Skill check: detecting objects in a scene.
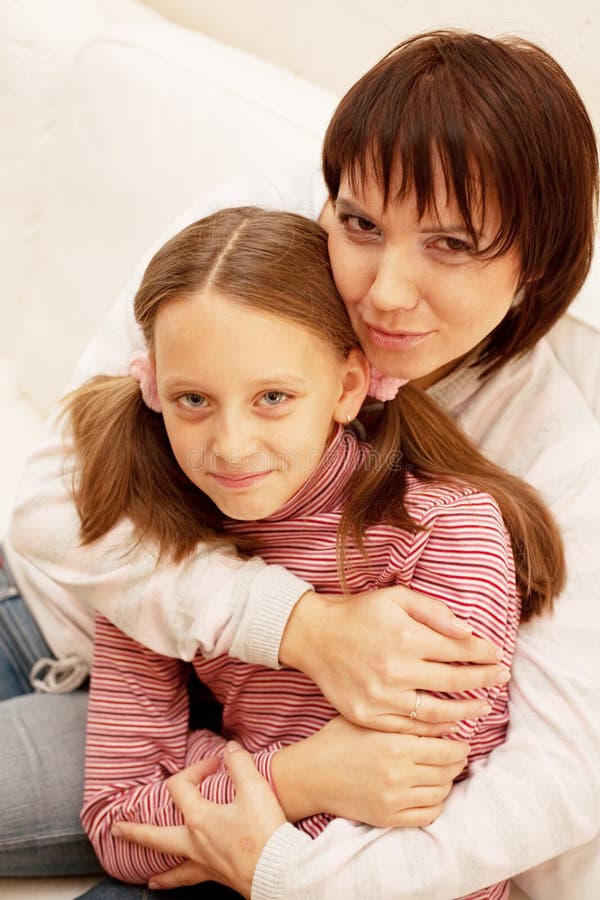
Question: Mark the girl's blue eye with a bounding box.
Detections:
[180,393,206,408]
[260,391,287,407]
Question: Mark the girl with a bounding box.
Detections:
[67,206,563,900]
[5,30,599,899]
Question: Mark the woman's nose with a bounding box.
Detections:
[367,248,420,312]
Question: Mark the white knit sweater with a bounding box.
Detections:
[6,165,600,899]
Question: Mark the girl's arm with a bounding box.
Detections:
[83,616,468,884]
[115,489,532,897]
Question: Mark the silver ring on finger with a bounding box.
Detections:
[409,689,422,720]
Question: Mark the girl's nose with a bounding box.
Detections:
[212,414,258,465]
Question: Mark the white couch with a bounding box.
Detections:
[1,1,598,898]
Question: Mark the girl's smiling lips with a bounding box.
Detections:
[209,470,273,489]
[365,323,433,350]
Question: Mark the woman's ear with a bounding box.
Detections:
[333,349,370,424]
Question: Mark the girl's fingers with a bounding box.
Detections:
[111,821,190,856]
[413,760,467,786]
[408,735,470,767]
[387,803,445,828]
[404,783,454,807]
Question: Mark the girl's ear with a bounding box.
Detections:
[333,349,370,424]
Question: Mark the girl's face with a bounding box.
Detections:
[326,168,521,389]
[154,289,368,521]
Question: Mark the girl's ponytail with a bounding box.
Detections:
[62,375,237,562]
[340,385,565,621]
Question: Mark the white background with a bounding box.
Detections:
[143,0,600,132]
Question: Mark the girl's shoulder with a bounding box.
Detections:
[402,472,506,534]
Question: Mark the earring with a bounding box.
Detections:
[345,412,351,425]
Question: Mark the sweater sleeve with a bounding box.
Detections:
[82,616,291,883]
[81,614,191,882]
[6,171,324,669]
[251,399,600,898]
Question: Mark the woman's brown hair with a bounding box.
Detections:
[64,207,564,621]
[322,30,598,375]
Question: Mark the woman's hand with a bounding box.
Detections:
[111,743,285,897]
[279,585,508,731]
[271,715,469,827]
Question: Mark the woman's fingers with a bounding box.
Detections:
[223,742,287,822]
[367,689,495,732]
[166,756,221,818]
[148,860,212,891]
[403,690,492,724]
[373,716,461,737]
[389,586,474,639]
[412,658,509,693]
[111,821,190,856]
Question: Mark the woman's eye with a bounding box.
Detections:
[338,212,379,235]
[433,235,475,254]
[179,393,207,409]
[259,391,288,407]
[355,215,376,232]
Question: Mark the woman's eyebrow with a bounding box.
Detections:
[334,196,373,218]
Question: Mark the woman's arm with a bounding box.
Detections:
[84,615,471,883]
[115,488,546,898]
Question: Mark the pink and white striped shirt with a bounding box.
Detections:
[82,426,519,900]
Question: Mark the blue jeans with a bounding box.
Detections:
[76,879,243,899]
[0,548,103,875]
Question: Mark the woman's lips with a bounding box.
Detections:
[209,471,272,489]
[366,325,432,350]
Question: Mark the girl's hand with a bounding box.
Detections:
[272,716,469,827]
[111,744,285,897]
[280,585,508,731]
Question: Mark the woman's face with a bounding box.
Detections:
[326,168,521,389]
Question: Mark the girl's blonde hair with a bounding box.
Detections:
[64,207,564,621]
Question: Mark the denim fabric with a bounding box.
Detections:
[0,689,103,875]
[0,545,57,699]
[0,547,102,875]
[76,877,244,899]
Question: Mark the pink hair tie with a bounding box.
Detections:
[129,351,162,413]
[368,365,408,401]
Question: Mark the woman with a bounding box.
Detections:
[5,29,600,899]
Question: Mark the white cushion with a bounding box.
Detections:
[7,15,336,414]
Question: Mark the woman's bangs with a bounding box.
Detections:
[330,65,517,260]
